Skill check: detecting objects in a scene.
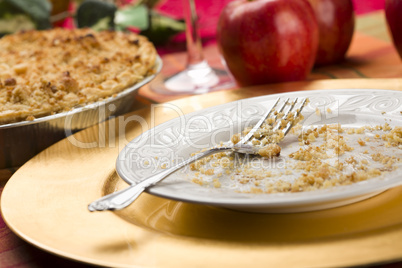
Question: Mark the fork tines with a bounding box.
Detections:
[271,97,307,135]
[240,97,307,145]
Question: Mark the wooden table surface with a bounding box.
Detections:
[2,7,402,268]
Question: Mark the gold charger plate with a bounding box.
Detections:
[3,79,402,267]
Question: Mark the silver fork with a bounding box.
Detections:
[88,98,307,212]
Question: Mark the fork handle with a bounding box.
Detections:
[88,146,231,212]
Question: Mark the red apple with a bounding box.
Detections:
[216,0,318,87]
[385,0,402,60]
[307,0,355,66]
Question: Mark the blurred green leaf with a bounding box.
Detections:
[0,1,20,17]
[91,17,112,31]
[1,0,51,29]
[142,10,185,46]
[0,14,36,36]
[114,4,185,46]
[150,10,185,32]
[77,0,117,29]
[115,4,148,30]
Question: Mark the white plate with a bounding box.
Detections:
[116,89,402,213]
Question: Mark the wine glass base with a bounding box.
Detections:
[150,66,235,95]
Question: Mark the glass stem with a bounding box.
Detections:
[183,0,205,66]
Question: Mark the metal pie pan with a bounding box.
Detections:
[0,56,162,169]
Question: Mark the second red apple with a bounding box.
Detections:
[385,0,402,60]
[307,0,355,66]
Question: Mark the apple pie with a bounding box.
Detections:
[0,28,157,124]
